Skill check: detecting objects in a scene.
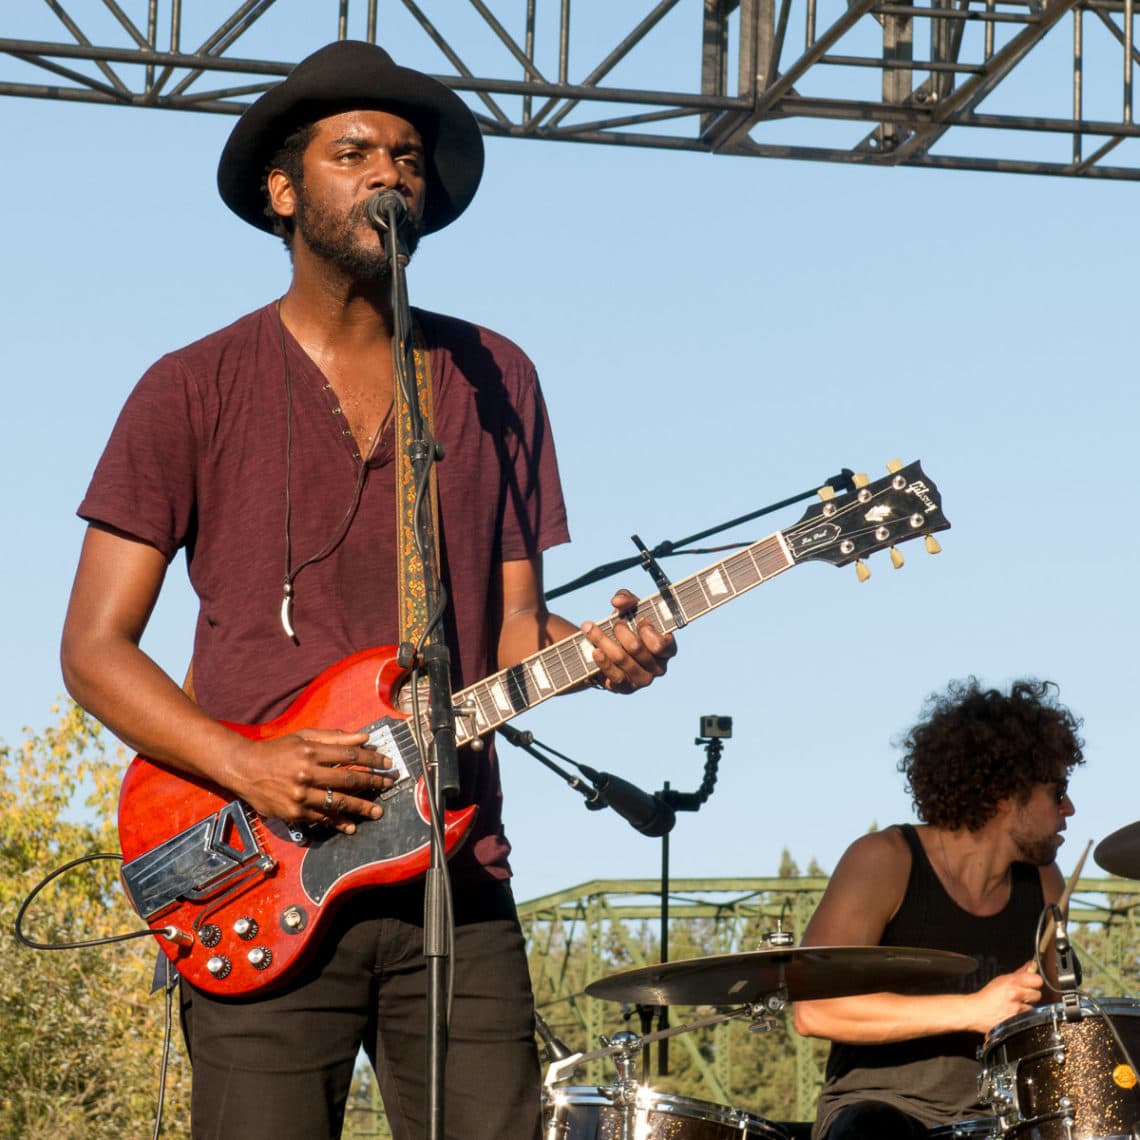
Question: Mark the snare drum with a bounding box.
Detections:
[979,998,1140,1139]
[544,1085,790,1139]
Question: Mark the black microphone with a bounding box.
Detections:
[365,189,408,233]
[534,1012,575,1062]
[1048,902,1080,997]
[578,764,676,837]
[1054,910,1070,954]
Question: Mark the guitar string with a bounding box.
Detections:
[461,477,933,735]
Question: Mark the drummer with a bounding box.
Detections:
[793,678,1083,1140]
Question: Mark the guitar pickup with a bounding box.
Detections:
[121,801,266,920]
[365,720,415,787]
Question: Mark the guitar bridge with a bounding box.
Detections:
[121,801,270,919]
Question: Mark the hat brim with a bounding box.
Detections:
[217,41,484,235]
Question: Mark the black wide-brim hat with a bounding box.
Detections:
[217,40,484,235]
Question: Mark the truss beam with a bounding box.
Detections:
[4,1,1140,178]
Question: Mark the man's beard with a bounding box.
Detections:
[294,188,422,279]
[1010,823,1058,867]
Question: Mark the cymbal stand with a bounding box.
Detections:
[543,1007,750,1089]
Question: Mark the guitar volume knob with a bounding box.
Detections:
[233,917,259,940]
[247,946,273,970]
[206,955,232,979]
[199,924,222,948]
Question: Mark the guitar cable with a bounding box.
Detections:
[14,849,181,1140]
[15,850,158,951]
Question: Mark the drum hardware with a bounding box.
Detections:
[760,926,796,949]
[746,1004,780,1035]
[927,1119,999,1139]
[543,1007,747,1090]
[581,1031,642,1140]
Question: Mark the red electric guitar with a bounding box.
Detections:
[118,460,949,995]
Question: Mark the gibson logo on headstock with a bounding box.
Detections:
[906,479,939,515]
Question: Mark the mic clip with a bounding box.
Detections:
[1053,909,1080,1017]
[631,533,686,629]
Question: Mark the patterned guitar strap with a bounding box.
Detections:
[395,323,442,655]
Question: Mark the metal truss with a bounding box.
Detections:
[3,1,1140,182]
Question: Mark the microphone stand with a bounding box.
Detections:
[371,192,457,1140]
[653,728,729,1077]
[496,722,729,1078]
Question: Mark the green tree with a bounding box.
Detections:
[0,703,191,1138]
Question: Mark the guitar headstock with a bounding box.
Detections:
[784,460,950,576]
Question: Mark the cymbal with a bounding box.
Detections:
[1095,820,1140,879]
[585,945,978,1006]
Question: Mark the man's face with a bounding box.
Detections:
[278,109,428,278]
[1009,777,1074,866]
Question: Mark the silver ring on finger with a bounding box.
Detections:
[324,787,335,811]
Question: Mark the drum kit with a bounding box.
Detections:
[541,823,1140,1140]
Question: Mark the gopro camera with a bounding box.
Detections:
[699,715,733,739]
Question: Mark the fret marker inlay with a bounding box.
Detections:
[490,681,513,714]
[704,569,729,596]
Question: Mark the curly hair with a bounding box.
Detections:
[898,678,1084,831]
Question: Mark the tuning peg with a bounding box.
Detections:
[886,459,903,473]
[855,560,871,583]
[852,472,869,489]
[890,548,905,569]
[924,535,942,555]
[817,485,836,502]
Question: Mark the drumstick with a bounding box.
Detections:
[1035,838,1092,960]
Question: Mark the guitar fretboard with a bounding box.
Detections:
[451,531,795,745]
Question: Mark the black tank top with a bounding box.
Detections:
[813,824,1045,1136]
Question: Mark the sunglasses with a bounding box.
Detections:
[1053,778,1070,804]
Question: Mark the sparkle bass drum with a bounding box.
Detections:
[544,1086,791,1140]
[979,998,1140,1139]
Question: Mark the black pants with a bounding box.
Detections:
[180,881,542,1140]
[824,1102,932,1140]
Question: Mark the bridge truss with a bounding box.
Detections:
[3,0,1140,179]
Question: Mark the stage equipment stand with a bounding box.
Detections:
[652,718,732,1076]
[368,189,458,1140]
[545,471,855,601]
[497,716,732,1079]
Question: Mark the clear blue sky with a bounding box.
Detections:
[3,15,1137,909]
